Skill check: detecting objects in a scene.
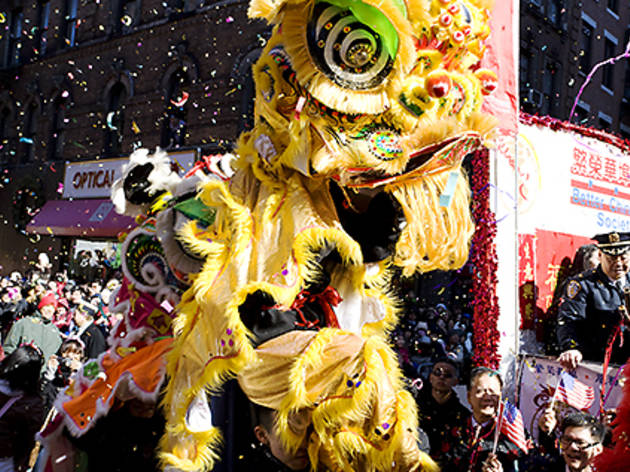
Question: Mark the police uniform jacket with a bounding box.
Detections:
[557,266,630,365]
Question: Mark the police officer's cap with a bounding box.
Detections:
[76,301,98,318]
[593,232,630,255]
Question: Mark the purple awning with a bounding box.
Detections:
[27,199,136,238]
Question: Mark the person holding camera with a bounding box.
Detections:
[40,339,85,411]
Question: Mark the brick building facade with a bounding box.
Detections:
[0,0,268,272]
[520,0,630,135]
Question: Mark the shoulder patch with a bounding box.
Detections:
[566,280,581,299]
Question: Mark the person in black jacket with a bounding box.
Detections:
[0,345,45,472]
[557,232,630,370]
[236,403,310,472]
[70,397,165,472]
[414,358,469,463]
[438,367,525,472]
[73,301,107,360]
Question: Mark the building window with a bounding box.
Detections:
[607,0,618,13]
[114,0,140,35]
[529,0,544,14]
[603,37,616,90]
[0,107,11,163]
[168,0,186,14]
[573,101,590,124]
[598,112,613,131]
[546,0,563,28]
[7,9,23,67]
[579,23,593,74]
[49,97,66,160]
[21,103,37,163]
[161,69,189,149]
[541,59,560,116]
[519,48,533,88]
[104,83,126,157]
[37,1,51,56]
[64,0,79,48]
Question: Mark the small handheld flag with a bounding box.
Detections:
[500,400,529,453]
[555,371,595,411]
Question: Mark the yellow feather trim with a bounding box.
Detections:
[159,426,222,472]
[247,0,285,22]
[388,169,475,276]
[254,331,426,471]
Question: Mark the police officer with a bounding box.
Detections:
[557,231,630,370]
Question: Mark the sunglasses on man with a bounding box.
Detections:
[431,368,455,379]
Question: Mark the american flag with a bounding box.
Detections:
[556,371,595,410]
[500,400,529,453]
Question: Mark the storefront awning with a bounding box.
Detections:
[26,199,136,238]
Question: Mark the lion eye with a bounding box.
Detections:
[307,2,395,90]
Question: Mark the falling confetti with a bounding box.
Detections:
[170,91,189,107]
[131,120,141,134]
[106,112,118,130]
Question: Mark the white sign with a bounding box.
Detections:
[518,355,622,439]
[62,150,197,199]
[514,124,630,237]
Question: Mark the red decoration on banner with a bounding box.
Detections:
[520,113,630,154]
[481,1,518,135]
[534,230,592,317]
[518,234,536,330]
[470,149,501,370]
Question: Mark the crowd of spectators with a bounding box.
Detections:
[0,245,617,472]
[0,251,124,471]
[392,292,474,383]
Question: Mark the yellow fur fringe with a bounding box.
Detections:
[267,332,429,472]
[388,167,475,276]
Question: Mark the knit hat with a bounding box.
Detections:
[38,292,58,310]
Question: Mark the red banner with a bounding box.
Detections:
[482,1,518,135]
[518,230,594,339]
[534,229,592,315]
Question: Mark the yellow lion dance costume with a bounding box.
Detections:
[160,0,497,470]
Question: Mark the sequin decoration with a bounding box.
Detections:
[367,128,403,161]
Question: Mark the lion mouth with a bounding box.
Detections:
[330,181,405,263]
[333,132,481,189]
